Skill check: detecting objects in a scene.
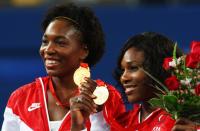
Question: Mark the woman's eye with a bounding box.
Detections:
[55,39,66,46]
[120,69,124,74]
[130,66,139,71]
[57,41,64,45]
[41,39,48,46]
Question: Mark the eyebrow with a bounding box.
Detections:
[42,34,66,39]
[123,60,143,66]
[125,60,138,64]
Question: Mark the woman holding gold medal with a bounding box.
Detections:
[2,3,123,131]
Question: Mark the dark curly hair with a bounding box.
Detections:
[41,3,105,67]
[114,32,183,90]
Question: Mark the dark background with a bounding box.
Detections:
[1,3,200,126]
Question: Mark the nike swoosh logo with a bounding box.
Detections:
[28,103,41,112]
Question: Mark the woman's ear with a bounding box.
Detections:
[80,46,89,60]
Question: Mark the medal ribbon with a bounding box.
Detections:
[80,62,89,68]
[96,79,106,87]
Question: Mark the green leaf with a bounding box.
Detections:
[188,113,200,123]
[149,98,164,108]
[171,111,179,120]
[163,95,178,112]
[188,113,200,119]
[173,43,177,64]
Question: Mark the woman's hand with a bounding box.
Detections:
[70,77,98,131]
[80,77,97,95]
[172,118,199,131]
[80,77,104,111]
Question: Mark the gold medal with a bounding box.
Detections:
[73,63,90,87]
[93,79,109,105]
[93,80,109,105]
[74,67,109,105]
[93,86,109,105]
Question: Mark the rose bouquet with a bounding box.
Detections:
[149,41,200,122]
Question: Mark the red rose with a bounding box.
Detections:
[190,41,200,54]
[186,53,200,68]
[195,84,200,95]
[164,76,180,90]
[163,57,173,70]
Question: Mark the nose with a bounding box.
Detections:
[44,42,56,54]
[120,70,131,84]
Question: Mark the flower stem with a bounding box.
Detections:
[139,67,169,93]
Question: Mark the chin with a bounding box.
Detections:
[46,70,60,76]
[48,70,69,78]
[127,96,140,104]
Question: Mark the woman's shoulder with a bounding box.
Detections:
[12,76,48,95]
[7,76,49,106]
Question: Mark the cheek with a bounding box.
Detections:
[137,83,148,95]
[39,47,45,58]
[71,49,84,60]
[135,74,150,95]
[132,71,147,84]
[62,50,81,64]
[138,78,155,99]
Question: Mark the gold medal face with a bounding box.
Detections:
[73,66,90,87]
[93,86,109,105]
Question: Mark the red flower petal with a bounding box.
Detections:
[165,76,180,90]
[163,57,173,70]
[190,41,200,54]
[186,53,200,68]
[195,84,200,95]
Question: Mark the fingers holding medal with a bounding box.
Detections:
[70,95,97,114]
[73,63,109,105]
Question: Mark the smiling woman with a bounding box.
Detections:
[40,19,87,77]
[1,3,108,131]
[102,32,200,131]
[108,32,185,130]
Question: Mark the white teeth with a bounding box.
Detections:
[46,60,58,65]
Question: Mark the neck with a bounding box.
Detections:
[140,102,156,122]
[50,76,78,102]
[51,76,77,90]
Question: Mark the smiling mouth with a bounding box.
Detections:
[125,87,136,95]
[123,84,137,94]
[45,59,60,68]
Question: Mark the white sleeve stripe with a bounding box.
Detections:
[39,77,50,129]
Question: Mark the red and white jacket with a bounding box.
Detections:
[2,76,124,131]
[104,103,200,131]
[4,76,195,131]
[104,104,175,131]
